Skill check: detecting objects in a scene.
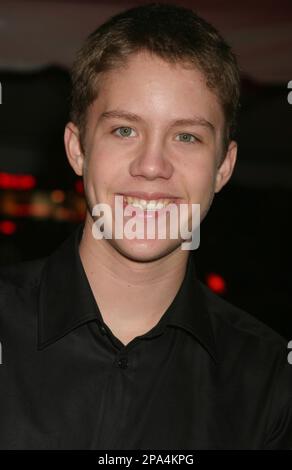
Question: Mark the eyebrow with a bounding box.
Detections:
[99,109,215,133]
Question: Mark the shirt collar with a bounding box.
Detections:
[153,249,219,364]
[38,223,99,350]
[38,223,219,363]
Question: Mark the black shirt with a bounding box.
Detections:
[0,223,291,450]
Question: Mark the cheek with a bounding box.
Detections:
[83,146,122,200]
[184,159,217,198]
[87,136,125,175]
[85,136,107,173]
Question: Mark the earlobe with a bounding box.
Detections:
[214,140,237,193]
[64,122,84,176]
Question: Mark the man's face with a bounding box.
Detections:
[65,51,237,262]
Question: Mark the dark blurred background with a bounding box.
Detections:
[0,0,291,338]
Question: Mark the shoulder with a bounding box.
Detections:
[0,257,47,290]
[0,257,48,344]
[198,281,292,448]
[0,258,48,320]
[197,280,287,348]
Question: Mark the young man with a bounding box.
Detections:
[0,3,291,450]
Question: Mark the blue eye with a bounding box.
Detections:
[113,127,136,137]
[176,133,197,143]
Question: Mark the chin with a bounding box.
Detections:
[108,237,182,263]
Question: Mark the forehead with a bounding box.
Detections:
[90,51,224,127]
[99,52,212,97]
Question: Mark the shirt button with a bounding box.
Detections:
[117,356,128,369]
[99,324,106,335]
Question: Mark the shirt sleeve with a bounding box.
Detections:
[263,342,292,450]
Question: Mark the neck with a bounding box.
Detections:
[78,214,190,345]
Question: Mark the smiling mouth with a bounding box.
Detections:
[122,195,175,211]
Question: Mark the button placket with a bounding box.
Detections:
[116,355,128,369]
[99,325,106,335]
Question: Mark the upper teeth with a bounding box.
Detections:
[124,196,172,210]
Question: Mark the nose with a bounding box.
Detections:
[129,136,174,181]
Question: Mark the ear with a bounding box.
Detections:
[214,140,237,193]
[64,122,85,176]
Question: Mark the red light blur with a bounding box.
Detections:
[206,272,226,294]
[0,172,36,190]
[0,220,17,235]
[75,179,84,194]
